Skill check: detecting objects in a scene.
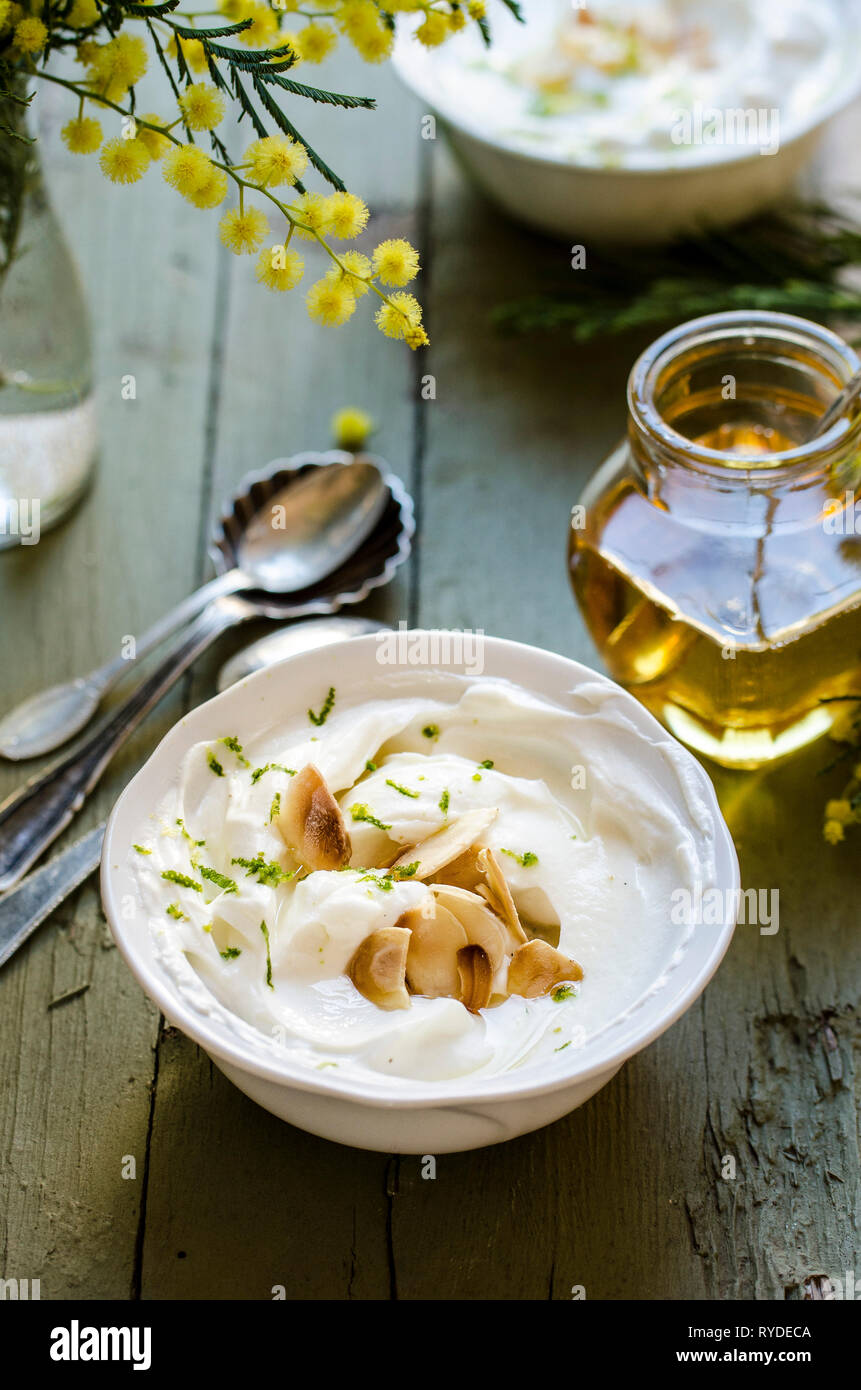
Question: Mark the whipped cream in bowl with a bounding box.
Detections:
[102,634,739,1152]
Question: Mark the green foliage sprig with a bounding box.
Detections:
[494,203,861,344]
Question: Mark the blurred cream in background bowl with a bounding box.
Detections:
[393,0,861,243]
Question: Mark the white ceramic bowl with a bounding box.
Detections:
[101,635,739,1153]
[393,1,861,244]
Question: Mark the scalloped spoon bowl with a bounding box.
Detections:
[0,453,388,761]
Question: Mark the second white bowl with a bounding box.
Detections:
[393,1,861,244]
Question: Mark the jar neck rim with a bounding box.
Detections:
[627,310,861,482]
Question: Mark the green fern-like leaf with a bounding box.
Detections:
[494,205,861,342]
[230,68,268,140]
[122,0,181,15]
[252,74,344,190]
[169,18,254,40]
[256,68,375,113]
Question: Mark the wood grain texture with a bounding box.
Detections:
[138,51,425,1300]
[0,68,221,1296]
[139,1030,392,1300]
[0,44,859,1302]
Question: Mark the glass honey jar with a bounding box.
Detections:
[569,311,861,768]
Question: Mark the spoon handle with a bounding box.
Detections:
[810,372,861,440]
[0,599,244,893]
[90,570,246,692]
[0,823,105,970]
[0,570,244,762]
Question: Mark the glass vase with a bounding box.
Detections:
[0,78,97,550]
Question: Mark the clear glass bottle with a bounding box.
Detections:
[0,83,97,549]
[569,311,861,768]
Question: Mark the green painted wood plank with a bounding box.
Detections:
[0,72,221,1297]
[691,745,861,1300]
[390,139,861,1300]
[138,51,425,1299]
[140,1031,391,1300]
[413,152,631,660]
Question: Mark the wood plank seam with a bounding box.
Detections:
[128,232,235,1302]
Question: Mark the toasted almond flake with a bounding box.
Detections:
[436,844,528,948]
[429,883,507,974]
[434,845,483,892]
[506,939,583,999]
[402,899,468,999]
[348,926,411,1011]
[457,944,493,1013]
[521,918,562,950]
[275,763,351,871]
[391,807,498,880]
[476,846,528,944]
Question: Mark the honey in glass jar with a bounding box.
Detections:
[569,311,861,768]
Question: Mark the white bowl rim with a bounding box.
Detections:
[101,633,740,1111]
[391,8,861,179]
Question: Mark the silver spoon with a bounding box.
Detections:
[216,615,385,691]
[0,616,390,970]
[808,366,861,441]
[0,456,413,892]
[0,454,388,760]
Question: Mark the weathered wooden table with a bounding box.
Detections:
[1,51,858,1302]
